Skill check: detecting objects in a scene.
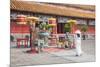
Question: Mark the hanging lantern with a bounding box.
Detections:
[67,19,77,33]
[27,17,39,22]
[67,19,77,24]
[48,18,56,26]
[16,15,27,24]
[27,16,39,25]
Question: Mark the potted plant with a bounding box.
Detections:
[80,24,88,40]
[64,23,71,33]
[38,22,53,47]
[25,35,30,39]
[10,35,14,42]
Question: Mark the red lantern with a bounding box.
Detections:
[16,15,27,24]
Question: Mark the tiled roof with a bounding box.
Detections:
[44,2,95,11]
[10,0,95,19]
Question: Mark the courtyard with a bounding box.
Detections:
[10,40,95,67]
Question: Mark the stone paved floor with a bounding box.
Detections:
[11,48,74,67]
[10,40,95,67]
[81,40,95,55]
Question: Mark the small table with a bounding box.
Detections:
[17,38,29,48]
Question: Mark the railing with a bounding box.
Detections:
[57,33,95,40]
[82,34,95,40]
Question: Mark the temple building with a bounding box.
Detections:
[10,0,95,43]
